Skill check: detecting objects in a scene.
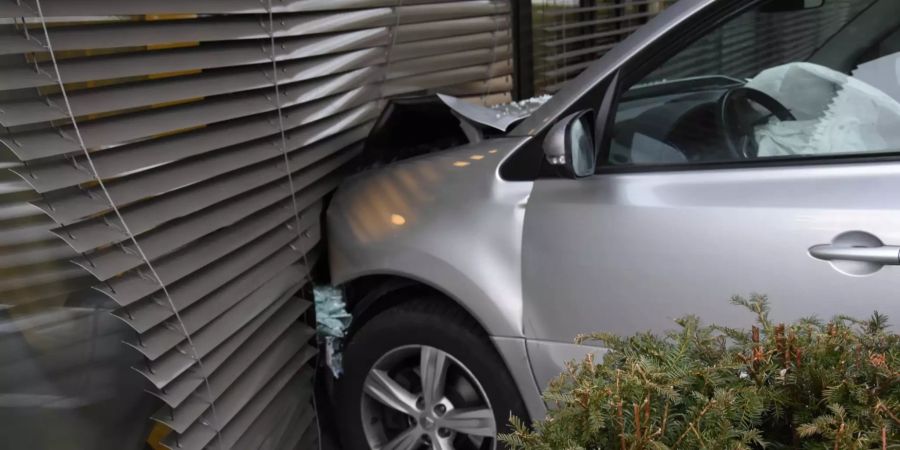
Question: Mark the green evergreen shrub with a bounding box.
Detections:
[500,295,900,450]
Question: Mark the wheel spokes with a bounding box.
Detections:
[362,345,497,450]
[432,435,455,450]
[439,407,496,438]
[364,369,419,416]
[379,426,422,450]
[420,346,450,407]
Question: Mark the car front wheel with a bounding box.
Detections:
[336,299,528,450]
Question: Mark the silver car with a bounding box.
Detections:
[326,0,900,448]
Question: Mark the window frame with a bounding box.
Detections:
[593,0,899,175]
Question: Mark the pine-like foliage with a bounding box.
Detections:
[500,295,900,450]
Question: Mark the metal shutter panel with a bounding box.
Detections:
[1,1,511,449]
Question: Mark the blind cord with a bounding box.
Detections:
[378,0,404,101]
[265,0,314,283]
[31,1,224,447]
[482,0,505,105]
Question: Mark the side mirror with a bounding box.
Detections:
[760,0,824,12]
[543,110,597,178]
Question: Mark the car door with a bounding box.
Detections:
[520,0,900,376]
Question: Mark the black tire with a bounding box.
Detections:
[336,298,529,450]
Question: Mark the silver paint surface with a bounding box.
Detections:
[327,0,720,418]
[326,0,900,419]
[523,163,900,342]
[328,137,533,338]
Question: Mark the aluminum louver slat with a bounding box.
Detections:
[0,28,392,91]
[0,50,386,126]
[145,286,312,399]
[15,101,379,194]
[392,30,509,61]
[127,256,319,363]
[395,15,508,43]
[118,235,319,350]
[142,284,310,394]
[0,222,59,247]
[116,247,321,339]
[136,260,314,390]
[0,8,505,55]
[544,11,657,32]
[386,44,510,80]
[0,239,74,269]
[98,204,319,310]
[384,61,511,97]
[232,380,317,450]
[294,417,320,450]
[1,1,512,448]
[532,0,674,95]
[99,218,321,309]
[79,177,339,292]
[542,0,663,16]
[33,114,372,225]
[532,0,863,95]
[154,325,316,433]
[645,3,859,82]
[441,75,512,97]
[212,375,317,450]
[165,362,315,450]
[74,178,333,281]
[0,264,87,293]
[5,72,380,161]
[541,25,643,48]
[155,288,317,409]
[50,140,362,255]
[0,0,477,18]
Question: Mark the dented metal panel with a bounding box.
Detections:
[51,143,363,251]
[157,300,317,409]
[16,102,379,193]
[0,1,512,448]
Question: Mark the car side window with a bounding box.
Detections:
[608,0,900,167]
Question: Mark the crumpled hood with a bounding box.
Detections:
[359,93,551,168]
[437,93,552,132]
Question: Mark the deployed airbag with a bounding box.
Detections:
[748,61,900,156]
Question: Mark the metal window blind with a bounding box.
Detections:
[532,0,674,94]
[531,0,871,95]
[0,1,511,449]
[644,0,869,82]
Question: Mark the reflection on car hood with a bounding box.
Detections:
[359,94,551,169]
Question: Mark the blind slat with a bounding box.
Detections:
[0,50,385,126]
[16,101,378,193]
[154,325,314,433]
[1,1,512,445]
[154,286,315,409]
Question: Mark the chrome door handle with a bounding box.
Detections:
[809,244,900,264]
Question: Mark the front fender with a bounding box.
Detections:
[329,249,522,338]
[326,138,532,338]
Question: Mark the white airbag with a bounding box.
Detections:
[746,61,900,157]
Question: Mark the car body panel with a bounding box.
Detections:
[526,339,606,394]
[523,162,900,343]
[328,137,533,338]
[491,336,548,420]
[326,0,900,423]
[329,0,721,337]
[327,0,731,417]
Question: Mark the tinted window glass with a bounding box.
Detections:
[609,0,900,167]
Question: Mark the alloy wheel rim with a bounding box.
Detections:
[360,345,496,450]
